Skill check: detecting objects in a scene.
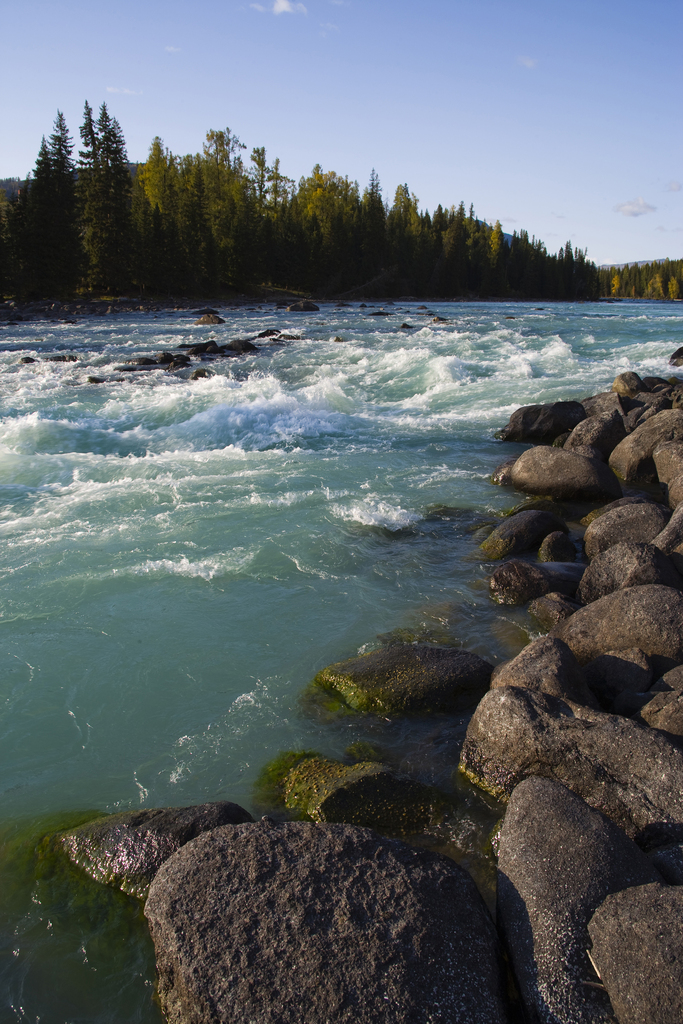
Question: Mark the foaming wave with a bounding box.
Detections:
[126,550,255,580]
[331,498,422,530]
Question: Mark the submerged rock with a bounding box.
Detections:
[489,559,584,606]
[144,820,511,1024]
[313,644,493,714]
[287,300,319,311]
[480,509,568,559]
[59,801,253,898]
[498,400,586,443]
[510,447,622,502]
[538,530,576,562]
[497,778,659,1024]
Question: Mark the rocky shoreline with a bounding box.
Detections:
[29,358,683,1021]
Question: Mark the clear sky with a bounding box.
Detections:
[2,0,681,266]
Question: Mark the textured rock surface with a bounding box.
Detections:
[538,530,576,562]
[490,636,598,708]
[652,501,683,571]
[480,509,568,559]
[510,447,622,501]
[193,313,225,325]
[609,409,683,482]
[497,778,659,1024]
[583,649,654,706]
[583,502,670,560]
[653,440,683,484]
[145,820,511,1024]
[551,584,683,669]
[499,400,586,443]
[491,456,518,485]
[581,391,624,419]
[611,371,647,398]
[489,559,584,605]
[588,883,683,1024]
[636,682,683,748]
[528,592,581,630]
[576,541,682,603]
[59,802,253,898]
[667,472,683,509]
[564,409,627,458]
[459,685,683,844]
[648,843,683,884]
[579,495,655,527]
[313,644,493,714]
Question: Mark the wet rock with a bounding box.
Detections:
[20,356,35,363]
[491,456,518,486]
[193,313,225,325]
[529,592,581,630]
[497,778,660,1024]
[576,542,682,603]
[609,408,683,482]
[59,801,253,899]
[510,448,622,502]
[564,409,627,458]
[313,644,492,714]
[498,400,586,443]
[44,354,78,362]
[154,351,176,363]
[551,584,683,670]
[648,843,683,884]
[480,509,568,559]
[256,329,280,338]
[287,300,319,311]
[459,685,683,844]
[583,649,655,706]
[579,494,656,527]
[189,368,210,380]
[145,820,510,1024]
[87,376,105,384]
[612,371,647,398]
[670,346,683,366]
[489,559,584,605]
[583,502,670,559]
[223,338,258,353]
[588,882,683,1024]
[490,636,598,707]
[581,391,624,419]
[642,376,671,391]
[538,530,576,562]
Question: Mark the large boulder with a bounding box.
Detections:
[497,778,660,1024]
[490,636,598,707]
[510,448,622,502]
[588,883,683,1024]
[529,592,581,630]
[498,401,586,443]
[564,410,627,458]
[459,685,683,844]
[609,409,683,482]
[653,440,683,485]
[313,644,493,714]
[583,501,670,559]
[576,542,682,603]
[636,680,683,749]
[551,584,683,670]
[538,530,576,562]
[144,820,511,1024]
[611,371,647,398]
[581,391,624,419]
[622,392,673,433]
[579,494,655,527]
[58,802,253,898]
[480,509,568,559]
[583,649,654,707]
[193,313,225,325]
[489,559,584,606]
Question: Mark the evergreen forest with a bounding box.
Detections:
[599,260,683,300]
[1,105,605,302]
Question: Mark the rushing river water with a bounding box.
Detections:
[0,299,681,1021]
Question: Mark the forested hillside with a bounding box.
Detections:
[0,104,600,302]
[599,260,683,299]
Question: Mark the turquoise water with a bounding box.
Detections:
[0,300,681,1020]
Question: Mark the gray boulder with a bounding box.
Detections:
[652,501,683,571]
[497,778,660,1024]
[313,644,493,714]
[666,473,683,509]
[653,440,683,484]
[510,448,622,502]
[193,313,225,325]
[538,530,576,562]
[583,649,655,706]
[581,391,624,419]
[529,592,581,630]
[489,559,584,606]
[609,409,683,482]
[564,409,627,458]
[145,820,511,1024]
[490,636,598,707]
[480,509,568,559]
[551,584,683,670]
[491,456,517,485]
[583,502,670,560]
[636,680,683,748]
[59,801,253,898]
[499,401,586,443]
[579,494,656,528]
[576,542,682,603]
[459,685,683,844]
[287,300,319,311]
[611,371,647,398]
[588,883,683,1024]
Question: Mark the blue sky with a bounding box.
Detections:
[2,0,681,265]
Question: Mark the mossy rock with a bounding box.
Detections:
[254,750,320,809]
[502,497,566,517]
[345,740,385,763]
[313,644,493,715]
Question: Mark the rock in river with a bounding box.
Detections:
[480,509,568,559]
[489,559,584,606]
[563,408,627,459]
[498,400,586,443]
[194,313,225,325]
[510,447,622,502]
[144,820,511,1024]
[313,643,493,714]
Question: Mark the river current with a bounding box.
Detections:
[0,299,681,1021]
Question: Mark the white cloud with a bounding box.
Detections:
[320,21,338,34]
[666,180,682,192]
[613,197,656,217]
[250,3,266,9]
[273,0,307,12]
[106,87,141,95]
[165,45,180,52]
[517,56,537,69]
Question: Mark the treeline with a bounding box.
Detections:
[599,259,683,300]
[0,104,600,302]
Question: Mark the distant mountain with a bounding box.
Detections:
[599,258,670,270]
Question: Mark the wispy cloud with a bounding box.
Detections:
[656,225,683,233]
[329,0,346,4]
[517,56,537,69]
[165,45,180,52]
[274,0,307,12]
[666,180,682,192]
[614,197,656,217]
[106,86,141,95]
[320,21,338,34]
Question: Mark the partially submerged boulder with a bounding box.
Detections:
[588,883,683,1024]
[459,685,683,844]
[490,456,518,485]
[498,400,586,443]
[529,592,581,630]
[510,447,622,502]
[583,502,670,560]
[193,313,225,325]
[489,559,584,606]
[576,542,682,603]
[287,300,319,311]
[313,644,493,714]
[480,509,568,559]
[145,820,511,1024]
[497,778,660,1024]
[58,801,253,898]
[490,636,597,708]
[609,409,683,482]
[538,530,576,562]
